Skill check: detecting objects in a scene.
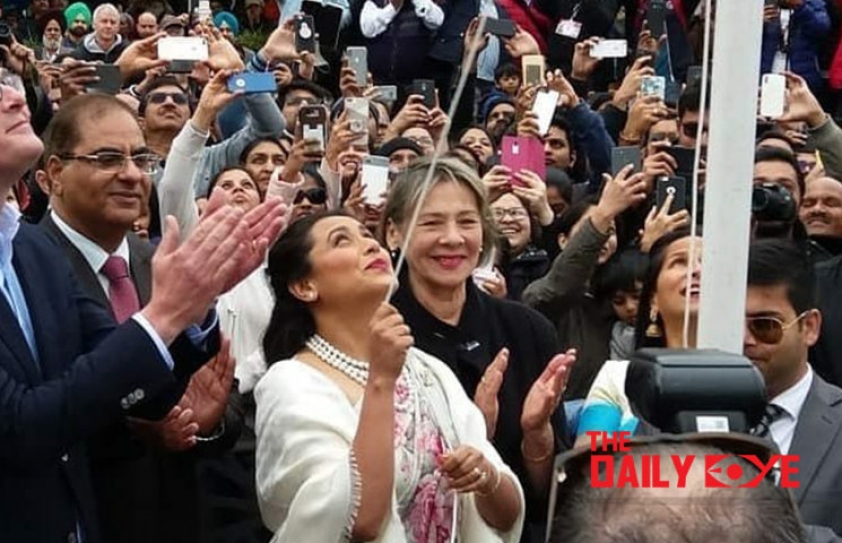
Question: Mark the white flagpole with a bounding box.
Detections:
[697,0,765,352]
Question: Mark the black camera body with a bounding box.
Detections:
[0,23,12,47]
[752,182,796,223]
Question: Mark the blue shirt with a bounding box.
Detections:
[0,205,38,362]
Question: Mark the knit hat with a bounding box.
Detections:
[376,138,423,159]
[64,2,91,27]
[213,11,239,36]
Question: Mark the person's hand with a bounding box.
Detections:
[298,50,316,80]
[339,63,365,98]
[763,4,780,23]
[426,106,449,145]
[778,72,827,129]
[179,336,235,435]
[272,62,294,86]
[115,31,169,80]
[473,348,509,439]
[58,58,98,100]
[343,176,366,221]
[481,165,512,202]
[35,61,62,93]
[636,27,659,58]
[385,95,430,139]
[512,169,554,225]
[502,24,540,58]
[325,112,358,171]
[642,149,677,190]
[127,405,199,451]
[284,136,324,180]
[439,445,498,494]
[367,303,414,383]
[516,111,542,139]
[479,270,507,298]
[259,18,299,62]
[514,83,539,119]
[0,36,35,76]
[546,69,580,109]
[624,95,667,141]
[136,64,168,95]
[193,69,240,132]
[521,349,575,434]
[639,193,691,252]
[462,17,490,71]
[571,37,602,81]
[203,25,245,71]
[594,165,649,224]
[613,56,655,109]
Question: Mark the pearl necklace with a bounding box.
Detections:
[306,334,370,386]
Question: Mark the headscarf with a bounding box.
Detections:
[213,11,239,36]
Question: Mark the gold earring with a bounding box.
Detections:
[645,309,663,338]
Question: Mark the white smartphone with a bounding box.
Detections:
[531,89,560,136]
[345,97,369,146]
[157,37,209,61]
[590,39,628,59]
[361,155,390,205]
[346,46,368,88]
[760,73,786,118]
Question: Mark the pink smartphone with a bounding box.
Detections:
[500,136,545,186]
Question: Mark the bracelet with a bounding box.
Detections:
[195,419,226,443]
[477,467,503,497]
[521,440,553,463]
[619,131,642,145]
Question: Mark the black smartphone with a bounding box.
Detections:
[686,65,703,86]
[167,59,194,74]
[657,176,687,214]
[410,79,436,109]
[665,146,696,178]
[647,0,668,41]
[295,14,316,54]
[302,0,343,50]
[482,17,516,38]
[664,81,681,108]
[87,64,122,95]
[611,146,643,176]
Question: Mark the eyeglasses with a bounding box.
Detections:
[746,311,809,344]
[294,187,327,205]
[60,152,161,175]
[649,132,680,145]
[0,69,25,102]
[492,207,529,220]
[681,122,708,139]
[147,91,188,105]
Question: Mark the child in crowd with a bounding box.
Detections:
[594,249,648,360]
[495,62,521,97]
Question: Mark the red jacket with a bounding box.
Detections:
[497,0,552,53]
[829,0,842,89]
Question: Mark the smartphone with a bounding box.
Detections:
[664,80,681,108]
[590,39,629,59]
[531,89,559,136]
[409,79,436,109]
[345,97,369,146]
[295,14,316,54]
[374,85,397,102]
[302,0,343,50]
[760,73,786,118]
[522,55,545,87]
[665,146,696,178]
[500,136,545,185]
[765,0,779,7]
[611,146,643,176]
[472,248,498,290]
[361,155,390,205]
[227,72,277,94]
[686,65,703,86]
[299,105,327,152]
[158,37,208,61]
[481,16,515,38]
[640,75,666,100]
[346,46,367,88]
[657,176,688,214]
[647,0,668,40]
[87,64,122,95]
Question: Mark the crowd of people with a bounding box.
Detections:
[0,0,842,542]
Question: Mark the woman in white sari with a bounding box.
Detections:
[254,211,525,542]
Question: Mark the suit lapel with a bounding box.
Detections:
[128,233,153,306]
[9,232,51,382]
[789,376,842,504]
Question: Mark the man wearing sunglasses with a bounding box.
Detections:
[744,238,842,536]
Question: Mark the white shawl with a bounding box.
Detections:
[254,348,525,543]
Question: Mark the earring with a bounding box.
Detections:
[645,309,663,338]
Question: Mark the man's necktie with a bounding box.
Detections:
[751,403,786,439]
[100,255,140,323]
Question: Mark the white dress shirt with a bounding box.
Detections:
[769,365,814,455]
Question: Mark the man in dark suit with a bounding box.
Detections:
[745,238,842,535]
[0,77,285,542]
[39,91,245,543]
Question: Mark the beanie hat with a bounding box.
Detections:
[64,2,92,27]
[376,138,423,159]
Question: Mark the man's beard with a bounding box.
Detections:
[69,25,88,37]
[43,36,61,50]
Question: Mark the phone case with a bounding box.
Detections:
[227,72,277,94]
[346,97,369,145]
[522,55,545,87]
[299,106,326,149]
[482,17,515,38]
[760,74,786,118]
[640,76,666,99]
[362,156,390,204]
[647,0,667,40]
[410,79,436,108]
[295,15,316,53]
[611,146,643,176]
[665,146,696,177]
[501,136,546,186]
[346,47,367,88]
[87,65,122,95]
[657,176,688,214]
[531,90,559,136]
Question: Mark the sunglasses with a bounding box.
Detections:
[147,92,188,105]
[294,187,327,205]
[746,311,809,344]
[680,122,708,139]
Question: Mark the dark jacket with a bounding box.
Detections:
[522,218,615,400]
[504,244,550,302]
[761,0,830,93]
[811,254,842,387]
[363,0,437,84]
[392,273,565,543]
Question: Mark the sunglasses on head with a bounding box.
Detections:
[147,92,188,105]
[746,311,809,344]
[294,187,327,205]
